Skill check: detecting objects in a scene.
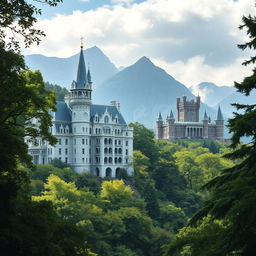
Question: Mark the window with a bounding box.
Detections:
[65,138,68,145]
[83,127,85,132]
[58,139,61,145]
[126,158,128,164]
[65,148,68,155]
[65,157,68,163]
[104,138,108,144]
[82,148,85,154]
[119,148,122,154]
[104,116,109,123]
[126,149,128,155]
[104,157,108,163]
[82,158,84,163]
[82,139,85,145]
[59,148,61,155]
[86,139,88,145]
[119,140,121,145]
[126,141,128,146]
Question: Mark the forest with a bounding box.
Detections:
[17,122,235,256]
[1,0,256,255]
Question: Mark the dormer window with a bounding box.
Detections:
[104,116,109,124]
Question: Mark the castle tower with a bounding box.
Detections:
[215,106,224,141]
[177,96,200,122]
[203,111,209,139]
[69,42,92,173]
[167,110,175,141]
[156,113,164,139]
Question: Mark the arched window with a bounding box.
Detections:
[115,157,118,163]
[104,116,109,124]
[109,157,112,163]
[109,138,112,144]
[118,157,122,163]
[106,168,112,178]
[104,157,108,164]
[96,168,100,177]
[119,148,122,154]
[104,148,108,154]
[104,138,108,144]
[109,148,112,154]
[116,168,121,178]
[115,148,118,154]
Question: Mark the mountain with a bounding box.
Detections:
[190,82,235,107]
[25,46,118,87]
[93,57,220,128]
[218,90,256,117]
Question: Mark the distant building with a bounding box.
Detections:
[27,44,133,178]
[156,96,224,141]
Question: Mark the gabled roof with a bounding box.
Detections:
[90,104,127,125]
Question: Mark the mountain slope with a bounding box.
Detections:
[190,82,235,107]
[93,57,219,127]
[25,46,118,87]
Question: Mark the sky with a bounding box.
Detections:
[24,0,255,88]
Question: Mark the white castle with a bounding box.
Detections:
[27,45,133,178]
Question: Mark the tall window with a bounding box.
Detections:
[104,116,109,123]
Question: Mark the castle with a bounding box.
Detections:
[156,96,224,141]
[27,44,133,178]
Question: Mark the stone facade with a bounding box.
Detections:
[156,96,224,142]
[26,47,133,178]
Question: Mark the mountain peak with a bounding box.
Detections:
[136,56,153,65]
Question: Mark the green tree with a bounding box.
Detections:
[0,46,57,172]
[129,122,159,164]
[45,82,69,101]
[174,151,202,190]
[0,0,63,48]
[100,180,145,211]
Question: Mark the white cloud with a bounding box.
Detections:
[24,0,255,86]
[152,55,251,88]
[80,0,90,2]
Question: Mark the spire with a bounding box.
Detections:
[208,115,211,123]
[169,110,174,119]
[87,68,92,83]
[203,111,208,120]
[157,112,163,121]
[75,43,87,89]
[216,105,224,121]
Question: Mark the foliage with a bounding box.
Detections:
[165,12,256,256]
[0,45,57,172]
[0,0,63,49]
[45,82,69,101]
[0,170,93,256]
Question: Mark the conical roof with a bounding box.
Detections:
[216,105,224,121]
[203,111,208,120]
[75,48,87,88]
[157,112,163,121]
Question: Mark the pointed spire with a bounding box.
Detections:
[87,68,92,83]
[203,111,208,120]
[169,110,174,119]
[208,116,211,123]
[158,112,163,121]
[75,45,87,89]
[217,105,224,121]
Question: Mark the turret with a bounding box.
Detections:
[70,41,92,107]
[156,112,164,139]
[167,110,175,141]
[215,105,224,141]
[203,111,209,139]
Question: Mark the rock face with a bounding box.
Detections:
[94,56,218,127]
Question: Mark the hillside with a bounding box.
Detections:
[25,46,118,87]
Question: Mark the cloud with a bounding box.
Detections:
[80,0,90,2]
[152,56,251,88]
[24,0,255,86]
